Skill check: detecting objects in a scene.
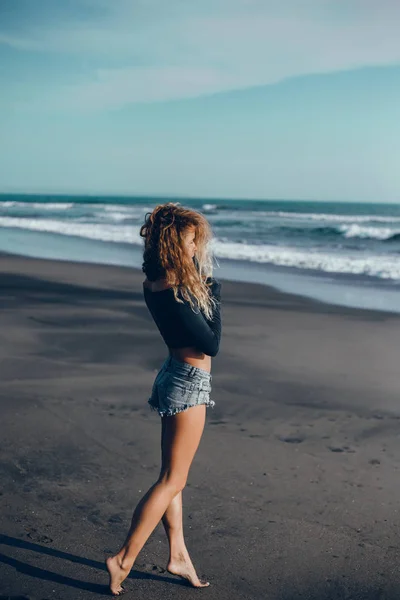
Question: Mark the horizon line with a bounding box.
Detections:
[0,191,399,206]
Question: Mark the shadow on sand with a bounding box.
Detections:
[0,534,189,596]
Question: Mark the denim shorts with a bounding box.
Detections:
[148,355,215,418]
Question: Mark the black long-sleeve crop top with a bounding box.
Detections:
[143,278,222,357]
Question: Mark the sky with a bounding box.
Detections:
[1,0,400,202]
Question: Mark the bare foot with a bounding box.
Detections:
[106,555,130,596]
[167,550,210,588]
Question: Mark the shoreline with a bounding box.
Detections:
[1,250,399,319]
[2,193,399,315]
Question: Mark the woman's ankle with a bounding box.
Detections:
[115,550,134,572]
[169,535,186,552]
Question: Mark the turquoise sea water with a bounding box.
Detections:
[1,194,399,312]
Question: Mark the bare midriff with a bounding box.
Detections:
[143,278,212,373]
[169,347,211,373]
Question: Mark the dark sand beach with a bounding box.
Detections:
[0,253,400,600]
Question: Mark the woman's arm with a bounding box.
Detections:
[170,281,222,357]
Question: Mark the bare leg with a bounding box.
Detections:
[106,405,206,596]
[161,418,209,587]
[162,492,185,558]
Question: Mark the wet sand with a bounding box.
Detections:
[0,253,400,600]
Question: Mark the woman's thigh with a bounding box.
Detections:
[160,405,206,481]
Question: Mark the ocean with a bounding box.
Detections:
[1,194,399,312]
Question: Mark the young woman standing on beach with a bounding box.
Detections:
[106,203,222,595]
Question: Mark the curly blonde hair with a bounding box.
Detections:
[140,202,218,320]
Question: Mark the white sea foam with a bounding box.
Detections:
[94,211,133,222]
[101,204,153,214]
[0,217,143,244]
[1,216,399,280]
[202,203,218,212]
[94,204,154,222]
[3,202,399,227]
[339,224,400,240]
[0,200,153,215]
[211,239,400,280]
[254,211,400,224]
[1,201,74,210]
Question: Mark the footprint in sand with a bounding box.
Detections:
[328,445,356,453]
[108,514,124,524]
[279,435,305,444]
[141,563,166,574]
[26,528,53,544]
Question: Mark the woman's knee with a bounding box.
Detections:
[158,471,187,495]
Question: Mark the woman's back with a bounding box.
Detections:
[142,277,222,363]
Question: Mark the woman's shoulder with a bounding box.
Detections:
[143,279,195,310]
[143,278,173,293]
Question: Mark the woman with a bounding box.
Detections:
[106,202,222,595]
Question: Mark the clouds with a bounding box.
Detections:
[1,0,400,201]
[1,0,400,109]
[1,63,400,200]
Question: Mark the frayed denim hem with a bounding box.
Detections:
[148,398,215,418]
